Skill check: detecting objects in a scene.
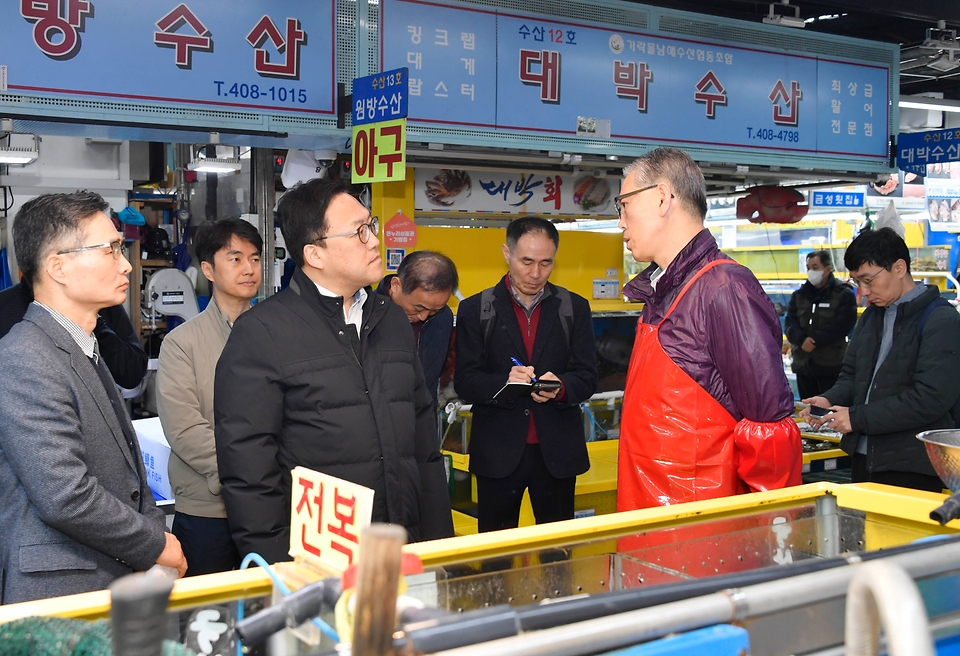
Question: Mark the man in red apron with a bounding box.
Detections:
[615,148,802,511]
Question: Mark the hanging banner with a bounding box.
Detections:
[1,0,336,116]
[925,162,960,230]
[415,168,616,217]
[383,211,418,248]
[382,0,890,161]
[351,118,407,183]
[898,128,960,176]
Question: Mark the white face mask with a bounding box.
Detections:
[807,269,824,286]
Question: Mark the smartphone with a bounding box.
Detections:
[809,406,832,417]
[531,380,562,393]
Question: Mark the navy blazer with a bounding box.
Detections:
[455,278,598,479]
[0,305,166,604]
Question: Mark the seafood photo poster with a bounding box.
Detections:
[415,168,618,217]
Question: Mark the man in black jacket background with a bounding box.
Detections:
[785,250,857,399]
[455,218,598,532]
[803,228,960,492]
[374,250,458,407]
[214,179,453,563]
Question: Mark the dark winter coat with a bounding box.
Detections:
[785,274,857,374]
[214,268,453,563]
[824,284,960,476]
[454,277,598,480]
[374,274,453,405]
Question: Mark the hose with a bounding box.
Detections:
[930,490,960,525]
[844,561,935,656]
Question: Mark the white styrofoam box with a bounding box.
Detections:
[133,416,172,501]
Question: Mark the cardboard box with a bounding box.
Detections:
[133,416,172,501]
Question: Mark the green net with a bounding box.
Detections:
[0,616,197,656]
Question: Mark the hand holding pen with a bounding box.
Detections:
[508,357,537,384]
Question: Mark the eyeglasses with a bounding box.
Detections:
[57,239,123,259]
[317,216,379,244]
[852,268,886,289]
[614,184,674,218]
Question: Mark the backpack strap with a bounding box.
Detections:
[916,296,952,338]
[479,285,575,355]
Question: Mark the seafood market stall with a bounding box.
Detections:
[2,481,959,656]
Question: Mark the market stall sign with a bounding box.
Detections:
[382,0,890,160]
[0,0,336,117]
[289,466,374,573]
[384,212,417,248]
[352,118,407,183]
[352,68,409,126]
[898,128,960,176]
[811,191,864,208]
[416,168,616,217]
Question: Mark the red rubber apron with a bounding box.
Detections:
[617,260,746,511]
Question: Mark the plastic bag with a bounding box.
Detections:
[873,200,905,238]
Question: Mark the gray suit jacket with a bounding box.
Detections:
[0,305,167,604]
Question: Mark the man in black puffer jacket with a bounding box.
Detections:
[802,228,960,492]
[215,179,453,564]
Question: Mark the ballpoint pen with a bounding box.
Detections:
[510,357,537,383]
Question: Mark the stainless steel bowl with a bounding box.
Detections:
[916,430,960,493]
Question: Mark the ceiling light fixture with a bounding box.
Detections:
[187,132,241,174]
[0,118,39,166]
[762,1,806,29]
[899,96,960,114]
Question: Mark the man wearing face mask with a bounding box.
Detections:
[785,250,858,400]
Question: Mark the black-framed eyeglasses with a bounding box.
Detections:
[56,239,123,259]
[614,184,672,218]
[317,216,380,244]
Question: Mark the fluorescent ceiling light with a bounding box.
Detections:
[187,159,241,173]
[0,131,39,165]
[763,1,805,29]
[899,96,960,113]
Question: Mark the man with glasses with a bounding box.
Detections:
[802,227,960,492]
[616,147,802,512]
[215,178,453,564]
[0,191,186,603]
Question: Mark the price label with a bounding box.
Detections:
[352,119,407,184]
[289,466,375,574]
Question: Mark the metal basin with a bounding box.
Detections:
[917,429,960,492]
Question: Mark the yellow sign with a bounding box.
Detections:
[352,118,406,184]
[289,466,375,573]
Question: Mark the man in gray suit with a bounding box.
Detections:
[0,191,186,604]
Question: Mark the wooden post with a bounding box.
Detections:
[351,524,407,656]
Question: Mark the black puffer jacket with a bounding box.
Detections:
[215,268,453,563]
[824,284,960,476]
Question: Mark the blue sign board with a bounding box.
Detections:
[352,68,409,126]
[381,0,890,161]
[381,0,497,126]
[811,191,864,208]
[0,0,336,115]
[897,128,960,175]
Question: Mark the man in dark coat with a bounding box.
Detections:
[455,217,598,532]
[374,250,458,407]
[215,179,453,564]
[803,227,960,492]
[785,250,858,399]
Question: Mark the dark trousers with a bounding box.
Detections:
[476,443,576,533]
[172,512,241,576]
[796,370,841,400]
[852,454,945,493]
